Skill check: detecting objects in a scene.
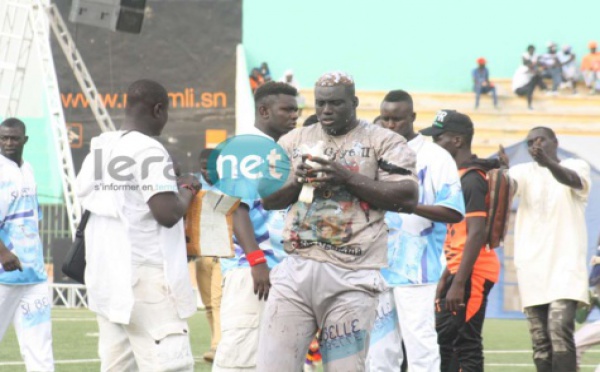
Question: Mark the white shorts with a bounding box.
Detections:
[0,282,54,371]
[583,71,600,87]
[97,265,194,372]
[213,267,265,372]
[257,255,386,372]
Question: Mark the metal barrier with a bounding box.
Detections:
[40,203,70,251]
[50,283,88,308]
[50,284,203,309]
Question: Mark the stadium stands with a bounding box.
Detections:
[300,79,600,156]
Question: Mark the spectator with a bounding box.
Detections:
[522,44,547,91]
[212,82,299,372]
[522,44,539,68]
[249,68,265,93]
[260,62,272,82]
[76,80,199,371]
[193,148,223,363]
[499,127,591,372]
[281,69,307,116]
[0,118,54,372]
[512,61,543,110]
[423,110,501,372]
[581,41,600,94]
[558,45,578,94]
[257,71,418,371]
[472,57,498,109]
[367,92,464,372]
[538,42,562,94]
[281,69,299,89]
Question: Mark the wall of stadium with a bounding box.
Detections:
[243,0,600,92]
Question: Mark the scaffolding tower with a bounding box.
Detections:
[0,0,116,237]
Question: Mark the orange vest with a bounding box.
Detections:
[581,52,600,71]
[443,169,500,282]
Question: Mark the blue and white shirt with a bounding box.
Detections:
[196,173,288,274]
[217,126,289,274]
[220,200,288,274]
[0,155,46,284]
[381,134,465,286]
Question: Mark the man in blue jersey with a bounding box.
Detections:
[213,82,298,372]
[367,92,465,372]
[0,118,54,371]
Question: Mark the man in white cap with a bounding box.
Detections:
[558,45,578,94]
[281,69,298,89]
[538,42,562,94]
[280,69,306,116]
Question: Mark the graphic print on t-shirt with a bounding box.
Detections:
[278,121,418,269]
[289,178,361,257]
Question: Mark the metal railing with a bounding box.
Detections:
[40,203,70,264]
[50,283,87,308]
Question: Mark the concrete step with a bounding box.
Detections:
[472,145,503,157]
[298,87,600,157]
[490,77,592,94]
[299,113,600,137]
[300,88,600,114]
[349,108,600,126]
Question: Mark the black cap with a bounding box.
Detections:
[420,110,474,136]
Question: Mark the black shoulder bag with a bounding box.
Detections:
[61,210,91,284]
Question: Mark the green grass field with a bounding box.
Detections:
[1,308,600,371]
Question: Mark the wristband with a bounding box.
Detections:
[247,250,267,267]
[180,184,199,196]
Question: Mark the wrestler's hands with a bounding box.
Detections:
[295,154,315,184]
[251,263,271,301]
[303,156,353,187]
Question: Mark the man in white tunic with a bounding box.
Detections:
[77,80,199,371]
[499,127,591,372]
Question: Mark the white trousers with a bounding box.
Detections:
[583,71,600,89]
[212,267,265,372]
[97,265,194,372]
[0,282,54,372]
[367,284,440,372]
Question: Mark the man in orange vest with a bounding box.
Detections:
[421,110,501,372]
[581,41,600,94]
